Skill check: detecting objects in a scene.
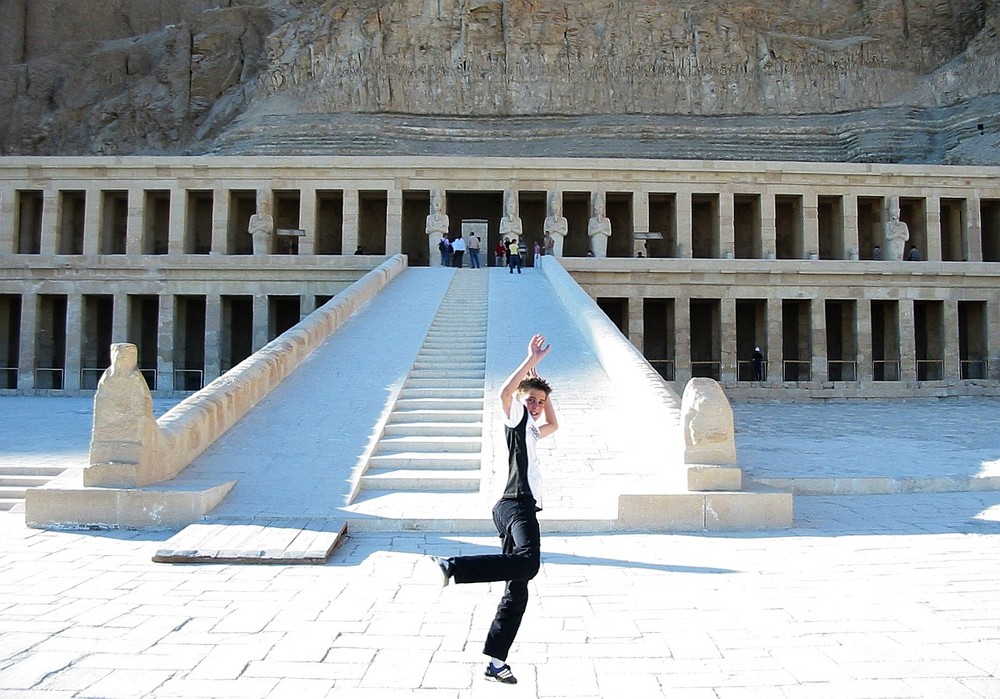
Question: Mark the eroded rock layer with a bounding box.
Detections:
[1,0,998,162]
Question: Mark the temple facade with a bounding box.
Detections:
[1,156,999,398]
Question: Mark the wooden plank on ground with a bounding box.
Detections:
[153,519,347,564]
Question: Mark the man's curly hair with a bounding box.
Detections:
[517,376,552,395]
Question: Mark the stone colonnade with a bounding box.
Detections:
[1,156,999,395]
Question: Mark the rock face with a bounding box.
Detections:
[1,0,998,160]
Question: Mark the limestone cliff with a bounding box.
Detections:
[1,0,998,162]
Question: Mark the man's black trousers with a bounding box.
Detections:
[451,497,540,661]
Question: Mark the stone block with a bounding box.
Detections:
[616,493,706,531]
[703,489,793,530]
[25,470,236,530]
[688,466,743,491]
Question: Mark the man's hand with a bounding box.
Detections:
[528,334,550,365]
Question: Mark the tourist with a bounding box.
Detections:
[439,235,451,266]
[908,245,921,261]
[507,238,522,274]
[468,234,481,268]
[451,234,466,268]
[428,334,559,686]
[533,241,541,266]
[872,245,882,260]
[496,240,507,267]
[752,346,764,381]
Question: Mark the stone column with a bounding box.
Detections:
[40,189,58,256]
[810,297,828,383]
[342,189,359,256]
[966,195,983,262]
[718,297,737,382]
[674,296,692,384]
[204,293,222,384]
[843,195,860,260]
[856,299,873,382]
[924,195,942,262]
[675,192,693,259]
[156,294,175,392]
[63,293,83,391]
[989,297,1000,380]
[626,294,642,348]
[17,294,37,391]
[112,292,129,343]
[760,193,777,259]
[802,192,819,260]
[82,187,102,256]
[386,188,403,255]
[943,300,960,381]
[168,188,186,255]
[898,300,917,382]
[0,187,15,254]
[126,187,144,256]
[767,297,783,382]
[299,187,317,256]
[633,190,649,257]
[252,293,269,351]
[719,192,735,259]
[211,187,227,255]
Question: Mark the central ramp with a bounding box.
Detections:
[155,264,678,541]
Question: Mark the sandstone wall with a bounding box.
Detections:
[0,0,997,157]
[0,0,279,154]
[262,0,998,116]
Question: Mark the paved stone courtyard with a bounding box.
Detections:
[1,396,999,697]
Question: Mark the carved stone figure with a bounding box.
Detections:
[588,191,612,258]
[681,377,736,465]
[543,190,568,257]
[499,188,523,242]
[884,199,910,261]
[425,190,450,265]
[248,191,274,255]
[86,342,159,487]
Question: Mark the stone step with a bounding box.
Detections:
[0,466,67,477]
[383,421,482,437]
[388,409,483,423]
[412,360,485,369]
[395,397,484,409]
[0,499,21,512]
[403,378,484,389]
[0,474,52,487]
[375,436,482,454]
[359,469,481,492]
[408,369,485,379]
[396,387,483,399]
[0,487,28,499]
[368,453,481,470]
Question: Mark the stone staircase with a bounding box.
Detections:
[355,270,488,497]
[0,466,67,512]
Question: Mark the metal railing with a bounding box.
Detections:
[872,359,901,381]
[736,359,768,381]
[80,367,104,389]
[915,359,944,381]
[690,361,721,380]
[647,359,675,381]
[782,360,811,382]
[0,367,17,389]
[173,369,204,391]
[34,367,65,390]
[960,358,988,380]
[827,360,858,382]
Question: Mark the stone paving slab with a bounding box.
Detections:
[152,519,347,564]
